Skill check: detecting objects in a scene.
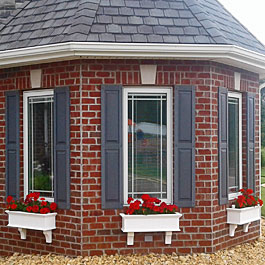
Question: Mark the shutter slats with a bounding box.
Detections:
[101,85,123,209]
[174,85,195,208]
[246,92,256,192]
[54,87,70,209]
[5,91,20,200]
[218,87,228,205]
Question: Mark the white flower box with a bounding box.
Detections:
[226,206,261,237]
[5,210,57,243]
[120,213,182,245]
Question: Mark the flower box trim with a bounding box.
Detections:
[5,210,57,243]
[120,213,182,245]
[226,206,261,237]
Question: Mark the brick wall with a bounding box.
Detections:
[0,61,83,256]
[0,59,260,256]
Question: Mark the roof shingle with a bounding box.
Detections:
[0,0,264,55]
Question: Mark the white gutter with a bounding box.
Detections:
[1,42,265,76]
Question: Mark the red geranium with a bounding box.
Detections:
[234,189,263,208]
[141,194,150,201]
[32,205,39,213]
[126,194,178,215]
[6,192,57,214]
[11,204,17,210]
[26,206,32,212]
[41,201,47,207]
[127,197,134,204]
[7,196,13,203]
[50,202,57,211]
[40,207,50,214]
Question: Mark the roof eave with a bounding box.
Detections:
[0,42,265,78]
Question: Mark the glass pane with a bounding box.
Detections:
[28,96,54,198]
[228,97,239,193]
[128,93,167,200]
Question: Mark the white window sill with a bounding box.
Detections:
[228,192,241,201]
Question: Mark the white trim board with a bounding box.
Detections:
[122,87,173,204]
[0,42,265,77]
[23,89,54,202]
[227,92,242,201]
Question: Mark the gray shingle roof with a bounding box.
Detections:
[0,0,264,54]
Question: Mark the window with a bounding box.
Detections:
[228,92,242,199]
[123,88,172,203]
[23,90,54,200]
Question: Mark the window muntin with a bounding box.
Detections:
[24,90,54,200]
[228,93,242,197]
[124,88,172,203]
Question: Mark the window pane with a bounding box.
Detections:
[128,93,167,199]
[28,96,54,198]
[228,97,239,193]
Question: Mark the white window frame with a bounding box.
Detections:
[23,89,54,202]
[228,92,242,200]
[123,87,173,204]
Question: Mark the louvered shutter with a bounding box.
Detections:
[174,85,195,208]
[54,87,70,209]
[5,91,20,200]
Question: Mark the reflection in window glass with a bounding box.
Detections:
[128,93,167,199]
[28,96,54,198]
[228,97,239,194]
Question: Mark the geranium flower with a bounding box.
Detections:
[5,193,57,214]
[154,198,161,204]
[247,198,253,206]
[11,204,17,210]
[26,206,32,212]
[234,189,262,208]
[125,195,179,215]
[40,208,50,214]
[127,197,134,204]
[32,205,39,213]
[246,189,253,195]
[6,196,13,203]
[141,194,150,201]
[41,201,47,206]
[50,202,57,211]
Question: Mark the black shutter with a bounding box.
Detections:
[5,91,20,200]
[218,87,228,205]
[174,85,195,208]
[246,92,256,192]
[101,85,123,209]
[54,87,70,209]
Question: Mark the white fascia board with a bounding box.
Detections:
[0,42,265,76]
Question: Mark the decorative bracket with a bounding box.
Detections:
[229,224,238,237]
[127,232,134,245]
[18,228,27,240]
[17,228,53,243]
[229,222,251,237]
[243,222,251,233]
[165,231,172,244]
[43,230,52,243]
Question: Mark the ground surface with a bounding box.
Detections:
[1,221,265,265]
